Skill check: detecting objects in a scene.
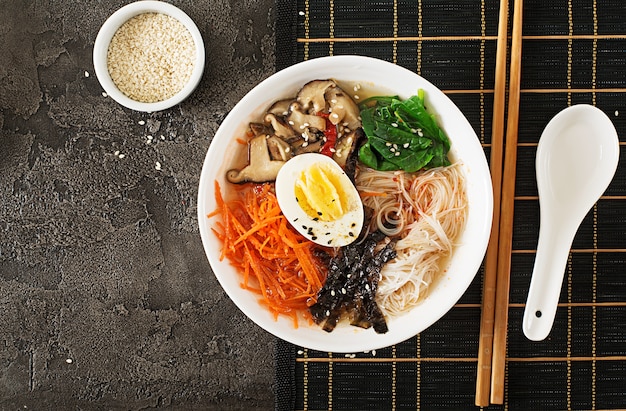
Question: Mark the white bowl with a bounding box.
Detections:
[197,55,493,353]
[93,1,205,112]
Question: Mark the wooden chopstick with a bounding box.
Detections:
[474,0,509,406]
[490,0,524,404]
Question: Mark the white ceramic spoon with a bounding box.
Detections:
[523,105,620,341]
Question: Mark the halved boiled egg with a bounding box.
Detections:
[275,153,364,247]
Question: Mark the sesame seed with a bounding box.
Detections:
[118,153,126,159]
[107,12,196,103]
[331,99,338,104]
[297,350,304,355]
[385,142,392,147]
[155,161,162,170]
[84,71,89,77]
[66,358,73,364]
[391,122,398,127]
[299,11,305,16]
[418,130,424,137]
[403,143,410,148]
[341,287,346,294]
[285,147,291,153]
[114,150,120,156]
[331,113,339,119]
[325,310,330,317]
[395,151,401,156]
[302,141,308,147]
[303,122,310,127]
[102,92,108,97]
[353,94,360,100]
[138,120,146,125]
[331,290,336,296]
[288,120,295,125]
[615,110,619,117]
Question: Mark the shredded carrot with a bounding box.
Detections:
[209,180,328,327]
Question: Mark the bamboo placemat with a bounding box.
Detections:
[274,0,626,409]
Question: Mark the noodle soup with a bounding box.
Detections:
[209,78,467,333]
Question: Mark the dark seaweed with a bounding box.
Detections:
[309,230,396,333]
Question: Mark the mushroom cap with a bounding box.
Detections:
[296,79,337,113]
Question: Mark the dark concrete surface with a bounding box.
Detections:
[0,0,277,409]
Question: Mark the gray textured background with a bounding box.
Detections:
[0,0,276,409]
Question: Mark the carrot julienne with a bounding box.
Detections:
[209,180,328,327]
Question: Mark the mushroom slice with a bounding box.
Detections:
[265,113,295,138]
[301,128,321,143]
[287,102,326,133]
[267,135,292,162]
[226,134,285,183]
[293,139,324,156]
[249,122,272,137]
[332,127,364,168]
[326,87,362,131]
[267,99,293,116]
[296,79,336,113]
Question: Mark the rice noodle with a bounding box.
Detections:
[355,162,468,316]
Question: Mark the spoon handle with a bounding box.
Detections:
[522,221,578,341]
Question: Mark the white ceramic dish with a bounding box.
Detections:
[93,0,205,112]
[197,55,493,353]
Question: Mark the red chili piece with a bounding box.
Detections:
[318,112,337,157]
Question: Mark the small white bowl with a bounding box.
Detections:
[198,55,493,353]
[93,1,205,112]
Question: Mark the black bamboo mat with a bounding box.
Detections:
[274,0,626,410]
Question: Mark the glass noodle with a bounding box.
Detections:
[355,163,467,316]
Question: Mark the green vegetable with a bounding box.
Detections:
[357,89,451,172]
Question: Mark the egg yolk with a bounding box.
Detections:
[294,163,350,222]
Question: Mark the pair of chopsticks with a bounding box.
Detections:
[475,0,524,406]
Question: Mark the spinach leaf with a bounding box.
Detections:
[358,89,451,172]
